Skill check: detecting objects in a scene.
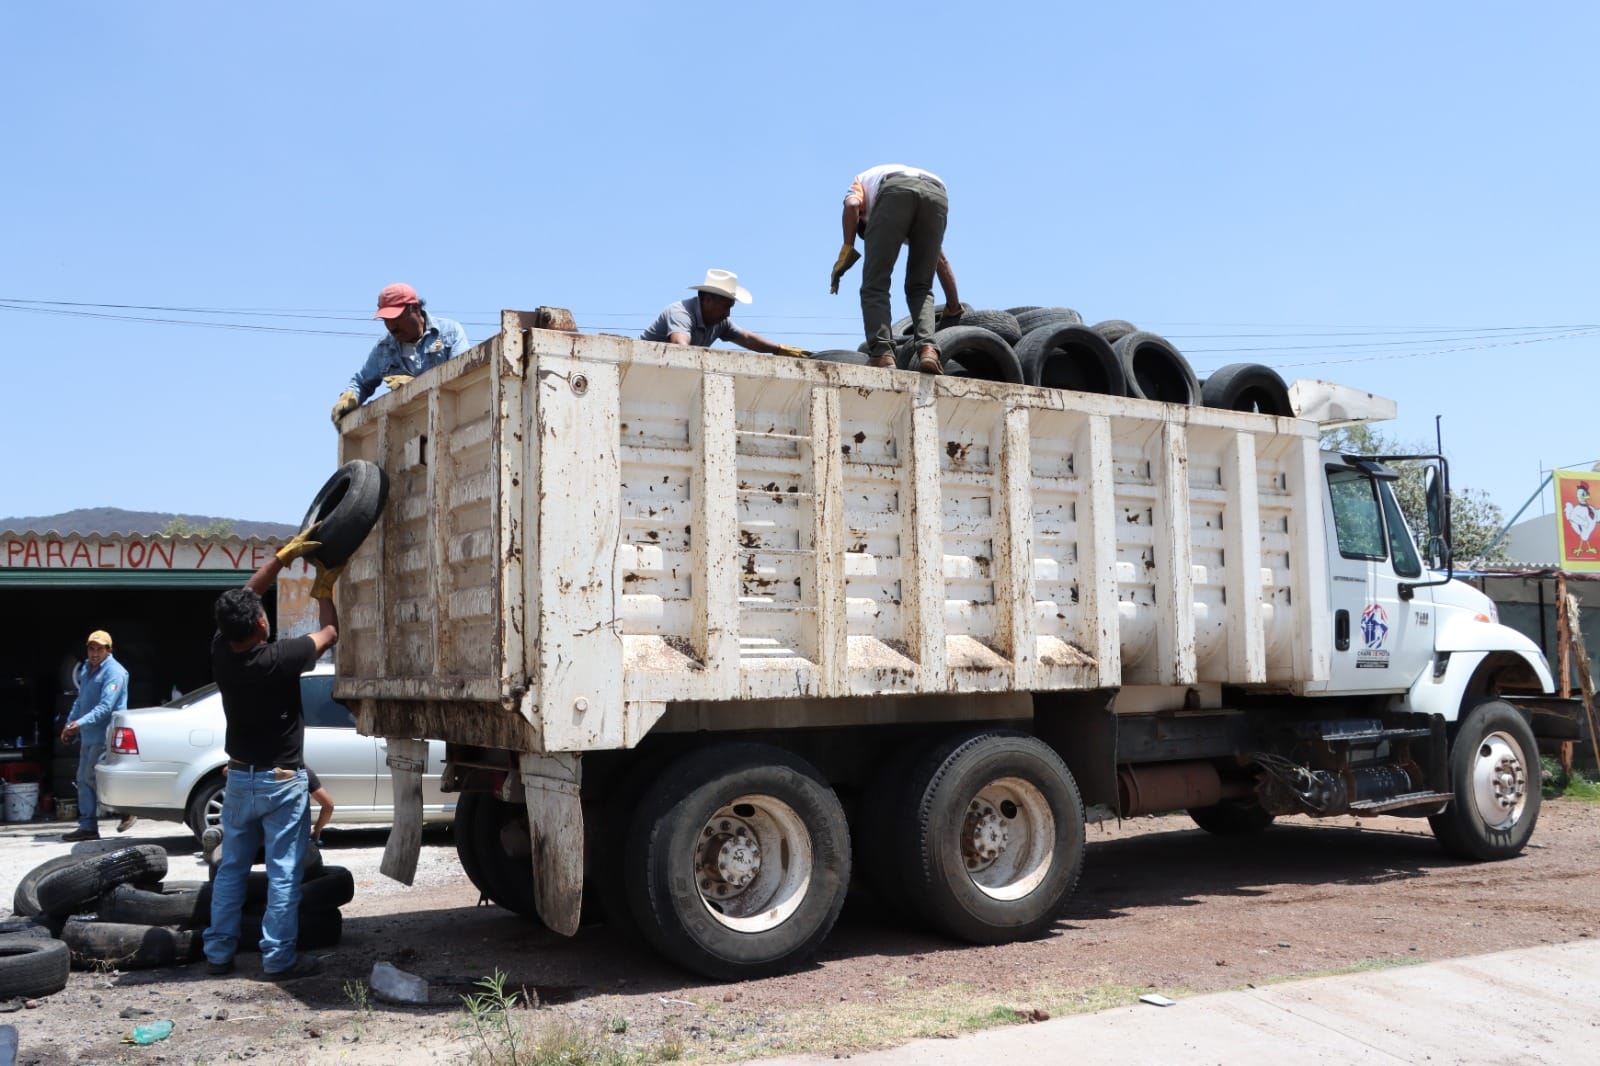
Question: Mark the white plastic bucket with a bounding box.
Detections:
[3,781,39,822]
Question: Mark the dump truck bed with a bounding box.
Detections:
[335,312,1329,752]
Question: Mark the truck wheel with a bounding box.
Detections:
[1188,801,1275,836]
[625,743,851,981]
[898,732,1084,944]
[186,772,226,841]
[452,791,494,903]
[469,793,541,920]
[1428,699,1541,860]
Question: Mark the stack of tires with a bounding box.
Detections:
[818,304,1294,417]
[5,845,351,973]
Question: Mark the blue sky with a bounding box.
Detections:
[3,2,1594,529]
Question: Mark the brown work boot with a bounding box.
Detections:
[867,351,896,369]
[916,344,943,374]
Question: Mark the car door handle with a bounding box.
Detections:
[1335,609,1350,651]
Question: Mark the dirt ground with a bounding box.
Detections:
[4,799,1598,1066]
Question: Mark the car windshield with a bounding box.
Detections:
[163,683,219,708]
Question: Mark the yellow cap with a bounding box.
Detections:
[87,630,113,648]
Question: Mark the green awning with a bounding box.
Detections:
[0,569,253,588]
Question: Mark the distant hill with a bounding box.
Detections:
[0,507,299,539]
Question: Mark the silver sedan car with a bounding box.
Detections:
[97,663,454,839]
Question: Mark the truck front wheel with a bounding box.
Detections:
[624,743,851,981]
[1428,699,1541,861]
[898,732,1085,944]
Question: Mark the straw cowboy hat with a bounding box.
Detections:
[690,269,753,304]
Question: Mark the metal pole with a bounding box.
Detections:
[1479,474,1554,563]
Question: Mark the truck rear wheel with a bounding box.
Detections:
[456,791,540,919]
[1428,699,1541,861]
[898,732,1084,944]
[625,743,850,981]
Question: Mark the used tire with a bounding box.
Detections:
[1429,699,1541,861]
[62,920,201,971]
[937,309,1022,347]
[890,303,971,340]
[897,731,1085,944]
[626,743,851,981]
[1089,319,1137,344]
[1112,331,1200,405]
[235,906,343,952]
[919,325,1024,384]
[14,855,94,917]
[1015,307,1084,335]
[0,917,56,942]
[0,939,69,998]
[1016,324,1126,396]
[1199,362,1294,417]
[453,791,494,904]
[98,881,207,927]
[465,794,540,920]
[195,864,351,925]
[812,349,872,366]
[36,846,169,918]
[1188,801,1275,836]
[298,459,391,568]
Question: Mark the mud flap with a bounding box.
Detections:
[380,738,429,885]
[520,753,583,936]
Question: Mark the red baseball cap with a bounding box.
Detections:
[373,282,419,320]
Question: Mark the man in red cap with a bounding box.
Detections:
[331,284,470,424]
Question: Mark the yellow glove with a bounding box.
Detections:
[382,374,414,391]
[829,244,862,294]
[275,522,322,566]
[775,345,812,359]
[330,390,360,425]
[310,561,346,600]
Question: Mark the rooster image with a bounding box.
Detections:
[1565,483,1599,556]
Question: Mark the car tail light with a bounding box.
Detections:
[111,727,139,755]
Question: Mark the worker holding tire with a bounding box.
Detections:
[201,525,340,982]
[330,283,470,424]
[642,269,811,359]
[831,165,961,373]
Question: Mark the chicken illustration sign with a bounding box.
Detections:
[1556,468,1600,571]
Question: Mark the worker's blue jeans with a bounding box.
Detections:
[203,768,309,973]
[75,743,104,832]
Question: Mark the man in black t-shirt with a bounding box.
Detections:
[200,524,341,982]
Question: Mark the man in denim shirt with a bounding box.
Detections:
[60,630,129,841]
[330,283,470,424]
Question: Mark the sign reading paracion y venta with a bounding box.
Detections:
[2,533,279,571]
[1555,468,1600,572]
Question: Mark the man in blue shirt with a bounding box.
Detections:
[60,630,130,842]
[642,270,810,358]
[330,283,470,424]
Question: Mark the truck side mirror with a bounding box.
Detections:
[1424,466,1450,569]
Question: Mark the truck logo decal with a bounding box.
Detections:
[1360,604,1388,649]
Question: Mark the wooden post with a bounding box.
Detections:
[1557,572,1573,774]
[1562,592,1600,772]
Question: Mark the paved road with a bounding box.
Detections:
[759,940,1600,1065]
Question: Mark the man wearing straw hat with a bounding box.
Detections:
[60,630,132,841]
[642,269,811,358]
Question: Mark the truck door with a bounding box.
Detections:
[1321,462,1436,694]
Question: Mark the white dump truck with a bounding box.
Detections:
[332,311,1570,979]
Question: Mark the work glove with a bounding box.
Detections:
[829,244,862,294]
[775,345,812,359]
[382,373,414,391]
[310,560,346,600]
[938,303,965,323]
[330,390,360,425]
[275,521,322,567]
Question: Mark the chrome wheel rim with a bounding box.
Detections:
[1469,731,1529,831]
[694,794,812,933]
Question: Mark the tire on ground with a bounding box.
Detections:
[926,326,1024,384]
[61,920,201,971]
[1089,319,1137,344]
[1111,331,1200,405]
[1188,801,1276,836]
[98,881,207,927]
[1016,324,1126,396]
[299,459,391,568]
[1199,362,1294,417]
[937,309,1022,346]
[1015,307,1084,335]
[1428,698,1542,861]
[0,917,57,942]
[235,906,343,952]
[195,863,349,925]
[36,846,169,918]
[14,855,94,917]
[625,742,851,981]
[896,731,1085,944]
[0,939,70,998]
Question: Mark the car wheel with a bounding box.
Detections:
[186,772,226,842]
